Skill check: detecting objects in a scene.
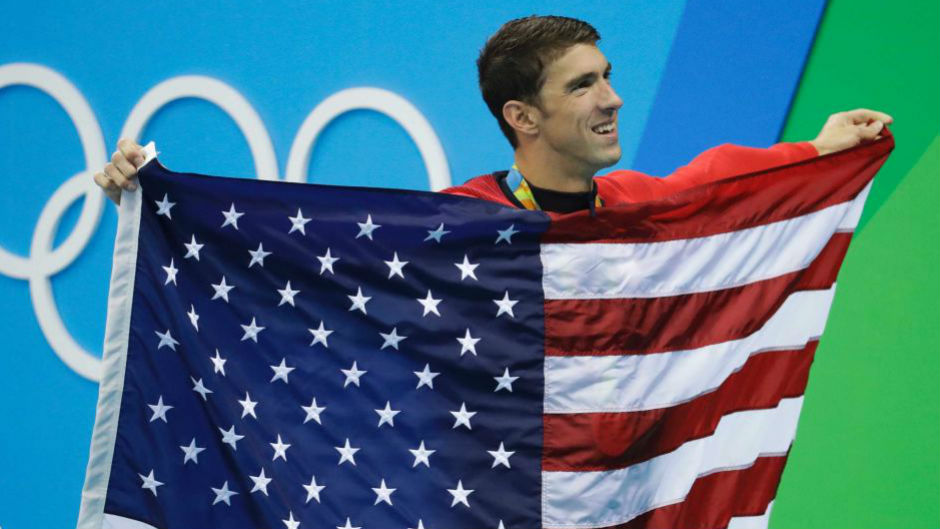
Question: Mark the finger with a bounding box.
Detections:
[104,163,134,190]
[93,171,117,191]
[857,121,883,140]
[111,150,138,179]
[94,172,123,205]
[117,138,145,166]
[846,108,893,125]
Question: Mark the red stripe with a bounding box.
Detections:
[545,232,850,357]
[561,455,788,529]
[542,135,892,244]
[543,342,815,472]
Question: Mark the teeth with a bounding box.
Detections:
[592,123,615,134]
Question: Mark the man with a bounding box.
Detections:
[94,15,892,212]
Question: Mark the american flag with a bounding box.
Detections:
[79,136,893,529]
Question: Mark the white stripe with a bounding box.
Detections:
[727,500,774,529]
[839,181,871,233]
[541,183,869,300]
[545,288,833,414]
[542,398,802,528]
[102,514,159,529]
[76,153,149,529]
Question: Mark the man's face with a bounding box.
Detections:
[530,43,623,174]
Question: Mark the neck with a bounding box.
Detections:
[513,144,595,193]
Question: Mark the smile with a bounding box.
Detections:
[591,122,616,134]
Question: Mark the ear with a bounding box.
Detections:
[502,99,540,141]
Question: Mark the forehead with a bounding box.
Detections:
[541,43,608,86]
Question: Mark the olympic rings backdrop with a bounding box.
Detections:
[1,1,936,528]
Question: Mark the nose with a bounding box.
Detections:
[600,80,623,113]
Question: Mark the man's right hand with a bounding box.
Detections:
[93,139,147,205]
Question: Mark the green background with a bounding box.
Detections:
[775,0,939,527]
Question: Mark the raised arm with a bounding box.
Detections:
[600,109,893,203]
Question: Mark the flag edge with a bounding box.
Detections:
[76,173,145,529]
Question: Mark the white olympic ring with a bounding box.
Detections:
[0,62,451,382]
[286,87,450,189]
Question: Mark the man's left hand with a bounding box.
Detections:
[810,108,893,156]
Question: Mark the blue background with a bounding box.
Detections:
[0,1,824,527]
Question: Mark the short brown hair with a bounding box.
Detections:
[477,16,601,148]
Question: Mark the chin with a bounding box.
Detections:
[594,148,622,169]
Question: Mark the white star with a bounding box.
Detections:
[379,327,407,350]
[409,521,428,529]
[155,329,179,351]
[495,224,520,244]
[456,328,480,356]
[209,349,226,375]
[454,254,479,280]
[488,442,515,468]
[241,317,265,342]
[249,468,272,495]
[184,234,204,261]
[148,395,173,422]
[414,363,439,389]
[211,480,238,506]
[374,401,400,427]
[384,252,408,279]
[138,470,163,496]
[238,392,258,419]
[337,518,360,529]
[180,438,205,465]
[409,440,435,468]
[417,289,442,317]
[270,434,291,461]
[497,521,506,529]
[211,276,234,302]
[493,290,518,318]
[278,280,300,306]
[341,361,366,388]
[347,286,371,314]
[283,511,300,529]
[155,193,176,218]
[191,377,213,401]
[372,479,396,506]
[270,358,295,384]
[308,321,333,348]
[162,258,178,285]
[424,222,451,242]
[317,248,339,275]
[221,203,244,229]
[302,397,326,424]
[248,242,272,268]
[450,402,477,430]
[335,438,360,466]
[303,475,325,503]
[356,214,381,240]
[494,367,519,392]
[288,208,311,235]
[187,304,200,331]
[219,425,244,450]
[447,480,474,508]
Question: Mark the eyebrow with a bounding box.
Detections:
[564,63,612,92]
